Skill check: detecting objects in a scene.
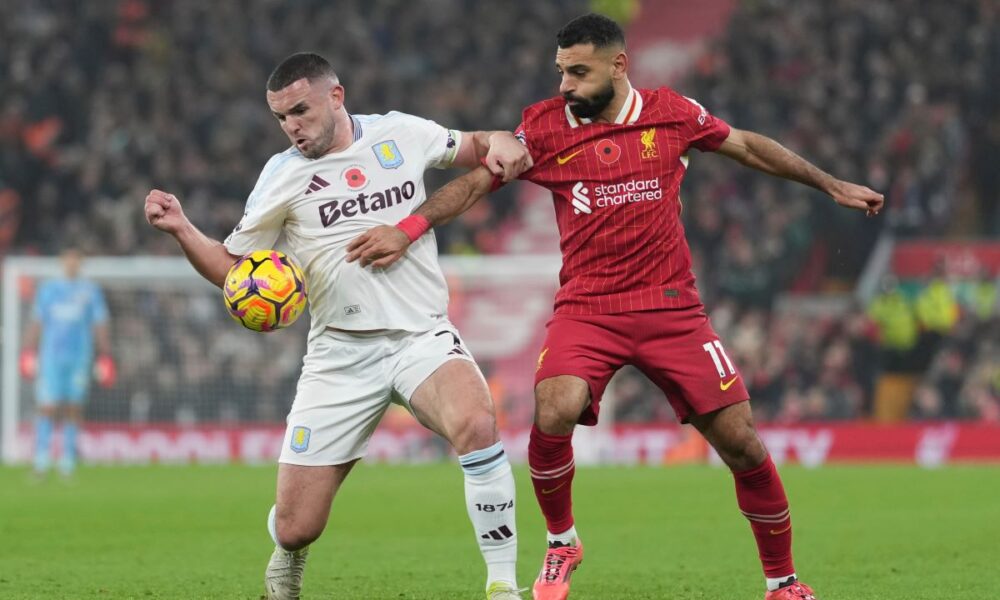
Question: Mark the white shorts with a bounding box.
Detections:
[279,321,477,466]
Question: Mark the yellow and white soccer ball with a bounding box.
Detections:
[223,250,307,332]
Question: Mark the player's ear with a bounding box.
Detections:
[611,51,628,80]
[328,83,345,110]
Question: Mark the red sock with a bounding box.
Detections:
[528,425,576,534]
[733,454,795,578]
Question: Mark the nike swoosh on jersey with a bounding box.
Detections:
[720,376,738,391]
[556,150,583,165]
[541,482,566,495]
[769,524,792,535]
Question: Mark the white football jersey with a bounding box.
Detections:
[224,111,462,333]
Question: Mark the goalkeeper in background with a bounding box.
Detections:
[20,248,115,478]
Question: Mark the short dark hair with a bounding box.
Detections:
[267,52,338,92]
[556,13,625,50]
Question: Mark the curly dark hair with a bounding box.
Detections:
[556,13,625,50]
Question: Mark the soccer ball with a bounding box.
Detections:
[223,250,307,332]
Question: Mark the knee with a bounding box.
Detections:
[274,511,324,551]
[451,410,498,455]
[719,431,768,472]
[534,378,588,435]
[534,399,576,434]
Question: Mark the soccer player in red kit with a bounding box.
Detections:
[347,13,883,600]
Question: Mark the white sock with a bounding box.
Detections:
[267,504,281,547]
[546,525,578,546]
[766,574,797,591]
[460,441,518,589]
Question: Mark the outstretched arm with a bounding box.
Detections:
[716,128,884,216]
[144,189,240,288]
[346,166,495,268]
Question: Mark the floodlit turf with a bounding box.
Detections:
[1,464,998,599]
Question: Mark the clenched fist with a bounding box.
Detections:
[145,189,189,235]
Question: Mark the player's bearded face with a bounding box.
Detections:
[304,112,337,159]
[296,85,338,159]
[564,79,615,119]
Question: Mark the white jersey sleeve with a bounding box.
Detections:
[385,111,462,170]
[224,150,297,255]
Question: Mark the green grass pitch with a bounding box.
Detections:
[1,464,998,599]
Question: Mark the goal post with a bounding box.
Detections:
[1,257,222,463]
[0,254,562,465]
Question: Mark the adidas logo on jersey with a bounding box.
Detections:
[318,180,417,227]
[304,174,331,195]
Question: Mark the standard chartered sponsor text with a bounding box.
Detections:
[594,178,662,207]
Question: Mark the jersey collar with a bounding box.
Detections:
[350,114,363,142]
[564,85,642,129]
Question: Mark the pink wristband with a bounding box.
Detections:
[395,214,431,242]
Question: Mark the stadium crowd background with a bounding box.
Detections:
[1,0,997,428]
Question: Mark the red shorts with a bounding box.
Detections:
[534,306,749,425]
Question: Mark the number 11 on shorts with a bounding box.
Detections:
[702,340,736,378]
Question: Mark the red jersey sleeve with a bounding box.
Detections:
[675,94,731,152]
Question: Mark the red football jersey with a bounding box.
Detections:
[515,86,731,315]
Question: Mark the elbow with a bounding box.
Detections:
[212,255,239,289]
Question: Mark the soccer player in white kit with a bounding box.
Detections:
[144,53,532,600]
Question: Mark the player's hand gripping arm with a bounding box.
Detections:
[144,189,240,288]
[716,128,884,216]
[345,166,495,268]
[454,131,533,182]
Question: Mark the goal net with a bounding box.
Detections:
[1,255,563,465]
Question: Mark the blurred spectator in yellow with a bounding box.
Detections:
[868,275,919,372]
[915,272,960,335]
[955,267,998,322]
[914,264,961,368]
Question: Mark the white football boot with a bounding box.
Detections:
[486,581,525,599]
[264,545,309,600]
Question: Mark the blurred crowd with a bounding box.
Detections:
[681,0,998,298]
[4,0,999,425]
[0,0,588,257]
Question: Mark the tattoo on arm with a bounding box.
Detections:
[416,167,495,226]
[739,131,837,194]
